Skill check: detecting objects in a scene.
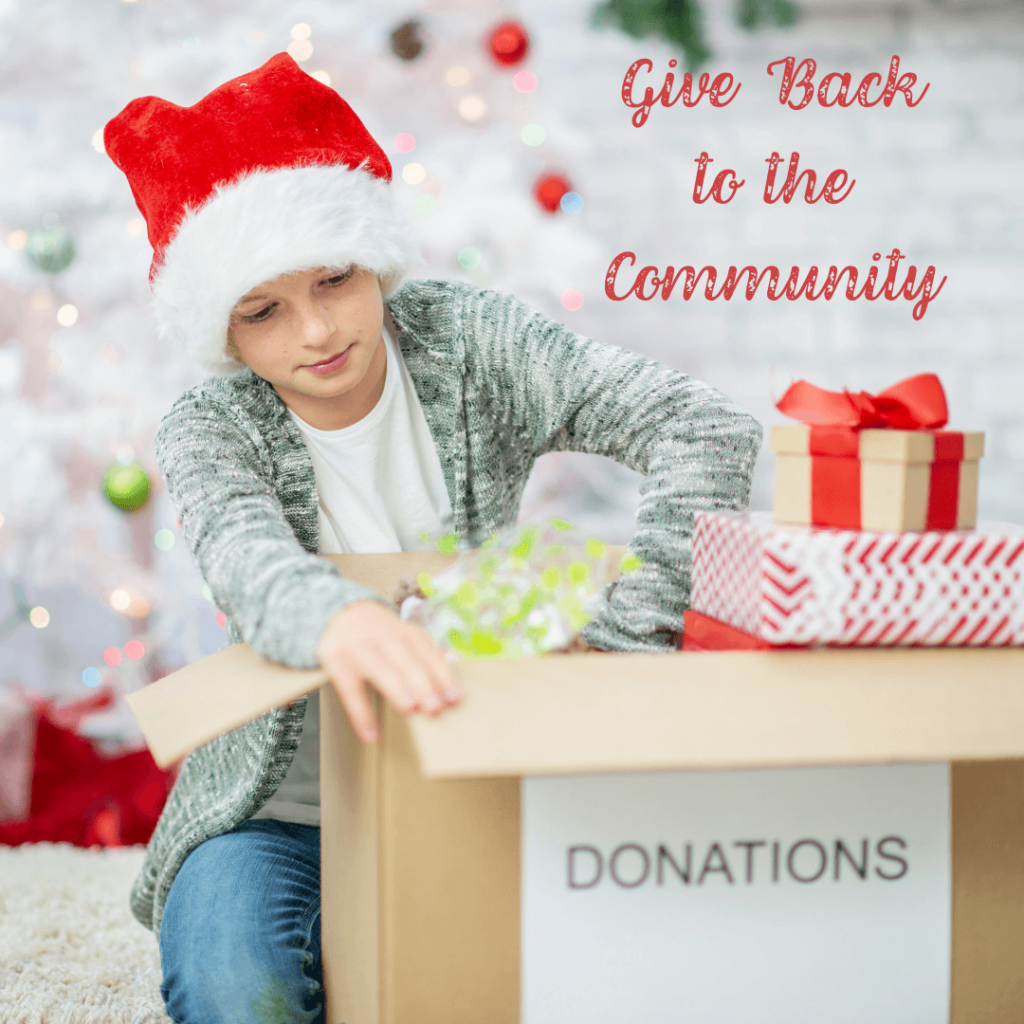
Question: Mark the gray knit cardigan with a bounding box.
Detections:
[132,278,762,936]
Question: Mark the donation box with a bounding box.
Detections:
[126,551,1024,1024]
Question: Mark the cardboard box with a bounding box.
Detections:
[771,423,984,531]
[127,551,1024,1024]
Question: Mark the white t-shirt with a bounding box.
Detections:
[248,324,454,827]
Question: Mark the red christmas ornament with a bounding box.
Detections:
[488,21,529,66]
[533,174,572,214]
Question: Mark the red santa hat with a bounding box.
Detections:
[104,52,418,376]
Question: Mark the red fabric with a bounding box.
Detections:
[0,688,175,848]
[103,52,392,280]
[807,425,860,458]
[776,372,948,430]
[932,431,965,461]
[926,460,960,531]
[810,456,862,529]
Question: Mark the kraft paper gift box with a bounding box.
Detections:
[772,423,985,532]
[127,551,1024,1024]
[772,372,983,532]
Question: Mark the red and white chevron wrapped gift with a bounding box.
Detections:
[690,511,1024,646]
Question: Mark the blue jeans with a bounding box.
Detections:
[158,819,324,1024]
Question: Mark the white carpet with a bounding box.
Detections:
[0,843,172,1024]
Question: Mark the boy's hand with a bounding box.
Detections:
[316,600,461,743]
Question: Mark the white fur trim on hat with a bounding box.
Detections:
[151,163,420,376]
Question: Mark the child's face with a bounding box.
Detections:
[228,266,386,429]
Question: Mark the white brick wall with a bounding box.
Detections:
[512,0,1024,537]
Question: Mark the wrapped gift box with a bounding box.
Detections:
[125,551,1024,1024]
[772,372,983,532]
[772,423,984,532]
[690,510,1024,647]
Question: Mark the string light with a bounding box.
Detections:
[521,124,545,146]
[561,192,585,214]
[459,95,486,121]
[561,289,584,311]
[287,38,312,62]
[154,528,175,551]
[457,247,481,270]
[512,71,537,93]
[29,606,50,628]
[445,66,470,87]
[401,162,426,185]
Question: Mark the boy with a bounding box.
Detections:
[105,51,761,1024]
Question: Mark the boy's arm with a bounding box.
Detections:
[460,285,763,653]
[154,392,388,669]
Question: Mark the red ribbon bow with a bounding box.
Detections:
[776,373,948,431]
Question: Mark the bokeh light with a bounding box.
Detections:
[154,528,175,551]
[202,584,214,602]
[415,194,437,216]
[57,304,78,326]
[402,162,426,185]
[445,66,470,87]
[29,606,49,628]
[216,612,227,628]
[81,667,101,687]
[287,38,313,62]
[521,124,545,146]
[561,289,584,311]
[110,589,130,611]
[125,639,145,660]
[394,133,416,153]
[91,129,105,153]
[457,246,482,270]
[459,95,486,121]
[512,71,537,93]
[309,70,331,86]
[7,230,26,250]
[560,191,585,214]
[290,22,311,40]
[103,647,121,666]
[126,217,146,236]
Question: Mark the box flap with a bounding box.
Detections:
[125,644,327,768]
[407,647,1024,778]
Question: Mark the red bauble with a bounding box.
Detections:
[488,21,529,66]
[534,174,572,214]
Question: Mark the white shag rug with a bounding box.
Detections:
[0,843,172,1024]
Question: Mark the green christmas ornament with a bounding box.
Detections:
[26,212,75,274]
[103,461,151,512]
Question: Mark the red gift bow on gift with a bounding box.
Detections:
[775,372,949,431]
[774,373,963,530]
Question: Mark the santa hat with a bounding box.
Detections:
[104,52,418,376]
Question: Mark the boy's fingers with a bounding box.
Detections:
[331,669,379,744]
[350,648,421,716]
[408,631,461,704]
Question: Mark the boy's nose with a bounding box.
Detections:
[296,301,335,344]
